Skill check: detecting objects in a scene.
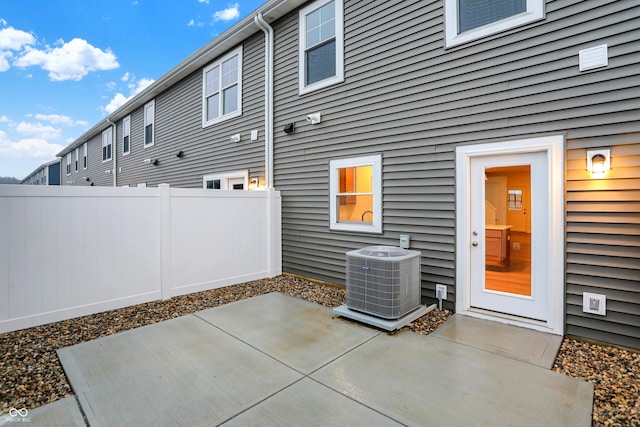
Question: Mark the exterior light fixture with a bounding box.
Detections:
[152,159,159,166]
[587,149,610,176]
[306,112,322,124]
[176,151,184,158]
[249,178,259,190]
[283,123,294,134]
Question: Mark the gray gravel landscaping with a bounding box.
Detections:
[1,275,638,426]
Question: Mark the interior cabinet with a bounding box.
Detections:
[486,225,511,271]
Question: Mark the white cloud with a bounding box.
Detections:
[33,114,88,127]
[0,130,64,159]
[198,0,210,4]
[0,26,35,51]
[0,25,36,72]
[122,71,130,82]
[188,19,205,27]
[213,3,240,22]
[15,121,62,140]
[102,77,155,114]
[0,18,7,26]
[13,38,119,81]
[0,115,12,123]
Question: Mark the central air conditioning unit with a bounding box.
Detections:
[346,246,421,319]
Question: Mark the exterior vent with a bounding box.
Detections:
[346,246,421,319]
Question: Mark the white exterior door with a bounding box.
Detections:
[456,136,564,335]
[469,152,546,320]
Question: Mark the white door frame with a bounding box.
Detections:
[455,135,565,335]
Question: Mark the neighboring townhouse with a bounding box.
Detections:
[20,159,61,186]
[57,0,639,349]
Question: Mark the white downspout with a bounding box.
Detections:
[254,12,278,277]
[106,118,117,187]
[254,13,274,189]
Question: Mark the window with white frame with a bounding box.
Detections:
[123,116,131,155]
[102,127,112,162]
[299,0,344,94]
[202,170,248,190]
[144,100,155,147]
[445,0,544,47]
[329,155,382,233]
[202,47,242,127]
[66,153,72,175]
[74,148,79,173]
[83,142,88,169]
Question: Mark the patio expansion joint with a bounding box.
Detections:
[191,311,398,426]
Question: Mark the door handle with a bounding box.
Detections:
[472,241,479,247]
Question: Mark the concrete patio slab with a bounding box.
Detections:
[196,293,380,373]
[312,330,594,427]
[55,292,593,427]
[0,397,85,427]
[431,314,564,368]
[221,377,403,426]
[57,314,302,427]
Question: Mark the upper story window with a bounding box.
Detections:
[82,142,87,169]
[123,116,131,155]
[65,153,72,175]
[329,154,382,233]
[144,100,155,148]
[202,47,242,127]
[74,148,79,173]
[299,0,344,94]
[102,127,112,162]
[445,0,544,47]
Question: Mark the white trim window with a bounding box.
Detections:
[74,148,79,173]
[83,142,88,169]
[445,0,544,47]
[102,127,112,162]
[202,47,243,127]
[144,100,155,148]
[202,170,249,190]
[299,0,344,94]
[329,155,382,233]
[65,153,72,175]
[123,115,131,155]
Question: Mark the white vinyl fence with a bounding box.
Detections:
[0,184,281,333]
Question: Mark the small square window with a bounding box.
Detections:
[329,155,382,233]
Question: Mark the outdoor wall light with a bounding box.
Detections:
[587,149,610,176]
[283,123,295,134]
[152,159,159,166]
[176,151,184,158]
[249,178,259,190]
[84,177,91,182]
[306,112,322,124]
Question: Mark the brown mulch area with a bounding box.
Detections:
[1,275,638,426]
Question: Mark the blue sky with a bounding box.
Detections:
[0,0,264,179]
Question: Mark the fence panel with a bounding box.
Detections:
[0,185,281,333]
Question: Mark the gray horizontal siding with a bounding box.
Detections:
[272,0,640,321]
[112,31,267,188]
[566,138,640,349]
